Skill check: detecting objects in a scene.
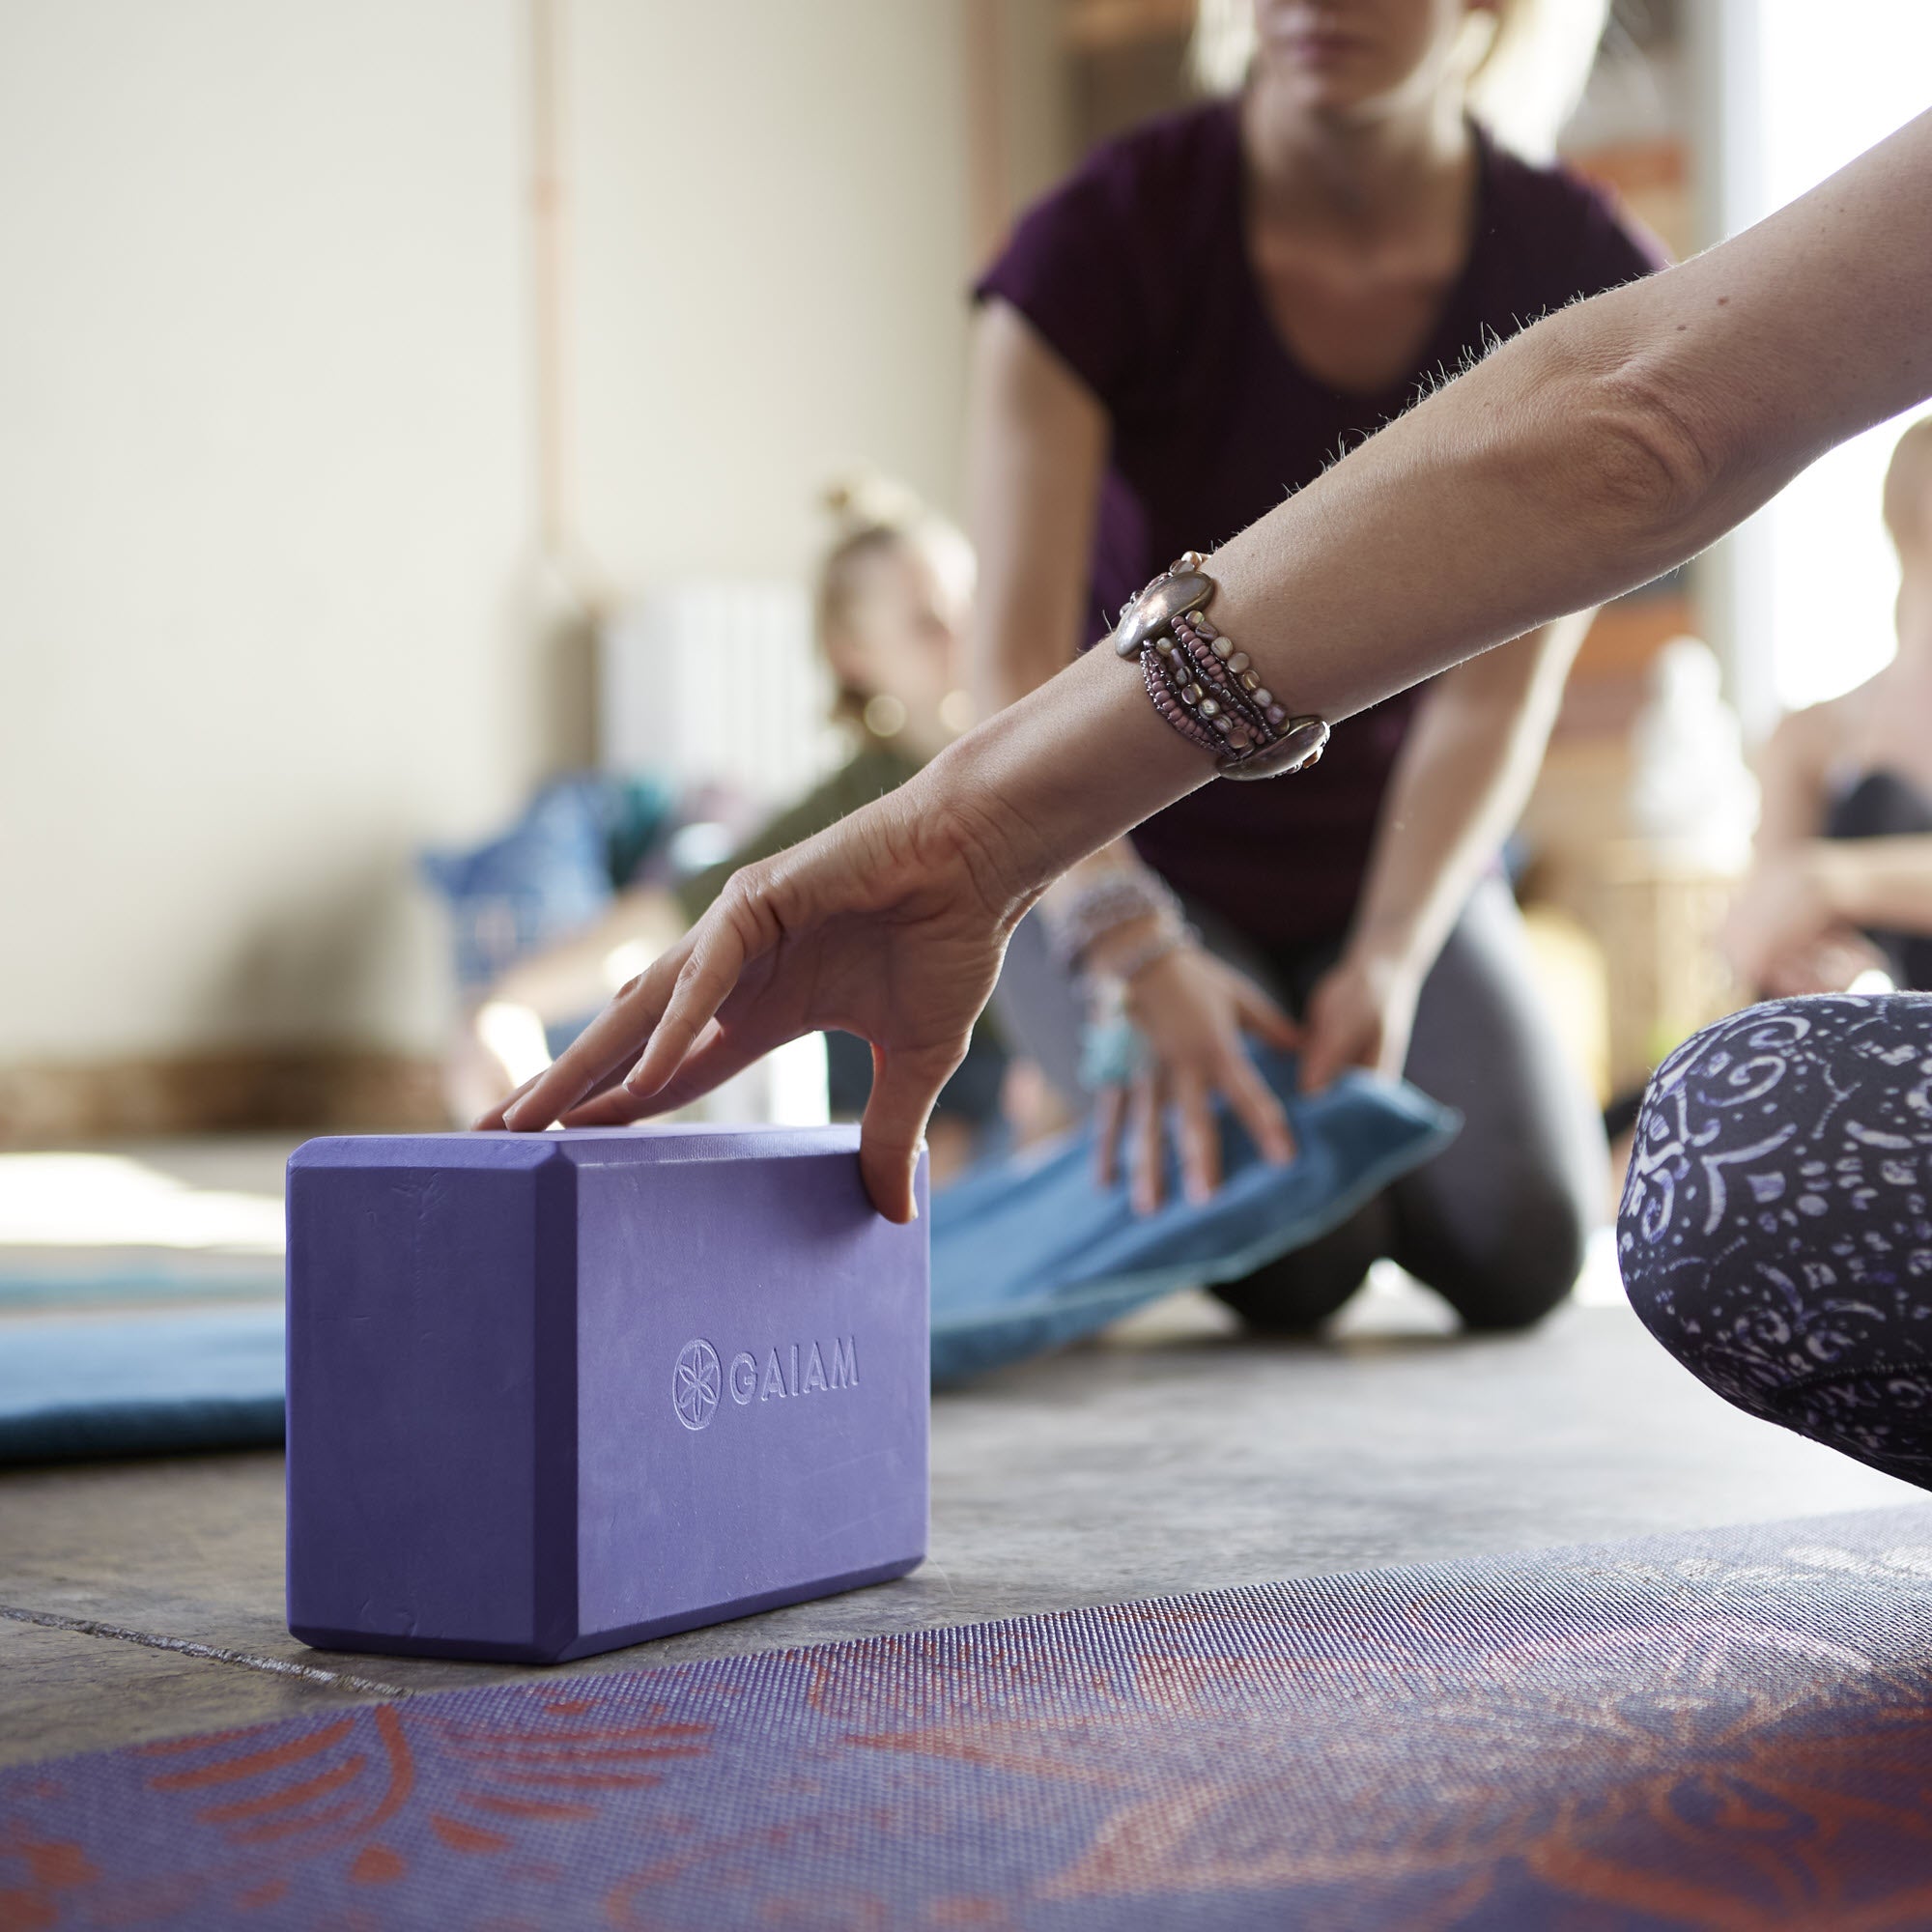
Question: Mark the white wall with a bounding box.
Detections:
[570,1,972,585]
[0,0,972,1066]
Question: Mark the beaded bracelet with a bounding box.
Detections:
[1046,868,1186,969]
[1084,913,1196,991]
[1112,553,1329,780]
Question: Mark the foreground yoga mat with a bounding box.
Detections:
[8,1503,1932,1929]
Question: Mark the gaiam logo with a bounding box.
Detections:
[671,1339,722,1431]
[671,1335,859,1431]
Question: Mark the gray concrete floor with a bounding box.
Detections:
[2,1268,1919,1769]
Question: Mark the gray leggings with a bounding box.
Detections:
[993,874,1606,1330]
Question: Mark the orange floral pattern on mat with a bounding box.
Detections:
[8,1509,1932,1929]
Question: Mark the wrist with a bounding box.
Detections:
[1083,912,1193,991]
[915,643,1208,902]
[1340,922,1429,985]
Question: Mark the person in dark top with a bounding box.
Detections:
[969,0,1662,1331]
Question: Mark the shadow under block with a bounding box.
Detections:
[285,1126,928,1663]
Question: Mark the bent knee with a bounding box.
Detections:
[1435,1180,1591,1332]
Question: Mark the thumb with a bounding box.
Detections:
[859,1042,958,1223]
[1235,981,1302,1052]
[1296,1008,1355,1095]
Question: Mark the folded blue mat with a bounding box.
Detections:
[0,1306,286,1463]
[0,1052,1456,1459]
[929,1049,1458,1384]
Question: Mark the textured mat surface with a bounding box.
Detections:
[8,1505,1932,1929]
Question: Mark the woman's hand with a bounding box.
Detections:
[1092,939,1298,1214]
[477,782,1036,1223]
[1296,948,1423,1094]
[1759,926,1891,998]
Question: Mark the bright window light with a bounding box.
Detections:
[0,1153,284,1252]
[476,1001,555,1092]
[1723,3,1932,723]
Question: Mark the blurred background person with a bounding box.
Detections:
[967,0,1662,1335]
[1724,419,1932,1001]
[450,480,1008,1179]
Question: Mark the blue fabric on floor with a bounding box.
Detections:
[929,1049,1459,1385]
[0,1306,285,1462]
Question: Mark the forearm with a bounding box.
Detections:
[1815,838,1932,935]
[1347,617,1586,975]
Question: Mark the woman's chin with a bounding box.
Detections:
[1255,61,1403,127]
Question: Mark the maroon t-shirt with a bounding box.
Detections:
[975,102,1662,949]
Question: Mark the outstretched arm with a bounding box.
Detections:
[491,110,1932,1218]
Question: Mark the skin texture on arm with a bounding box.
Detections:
[491,109,1932,1219]
[1298,612,1588,1091]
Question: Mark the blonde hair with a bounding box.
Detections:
[1884,417,1932,558]
[1189,0,1610,162]
[816,475,974,724]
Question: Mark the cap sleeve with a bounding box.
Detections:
[974,145,1150,407]
[1566,177,1672,291]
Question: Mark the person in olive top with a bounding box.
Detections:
[457,481,994,1159]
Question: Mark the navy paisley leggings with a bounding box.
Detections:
[1619,993,1932,1489]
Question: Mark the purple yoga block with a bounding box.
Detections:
[285,1125,928,1663]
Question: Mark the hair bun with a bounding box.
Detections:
[822,471,925,538]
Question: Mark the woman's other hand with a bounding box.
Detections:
[1296,948,1423,1094]
[477,785,1032,1224]
[1091,937,1298,1214]
[1759,927,1891,998]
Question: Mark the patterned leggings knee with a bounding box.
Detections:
[1618,994,1932,1490]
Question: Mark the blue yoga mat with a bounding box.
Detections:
[0,1053,1457,1460]
[0,1306,286,1462]
[0,1258,283,1310]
